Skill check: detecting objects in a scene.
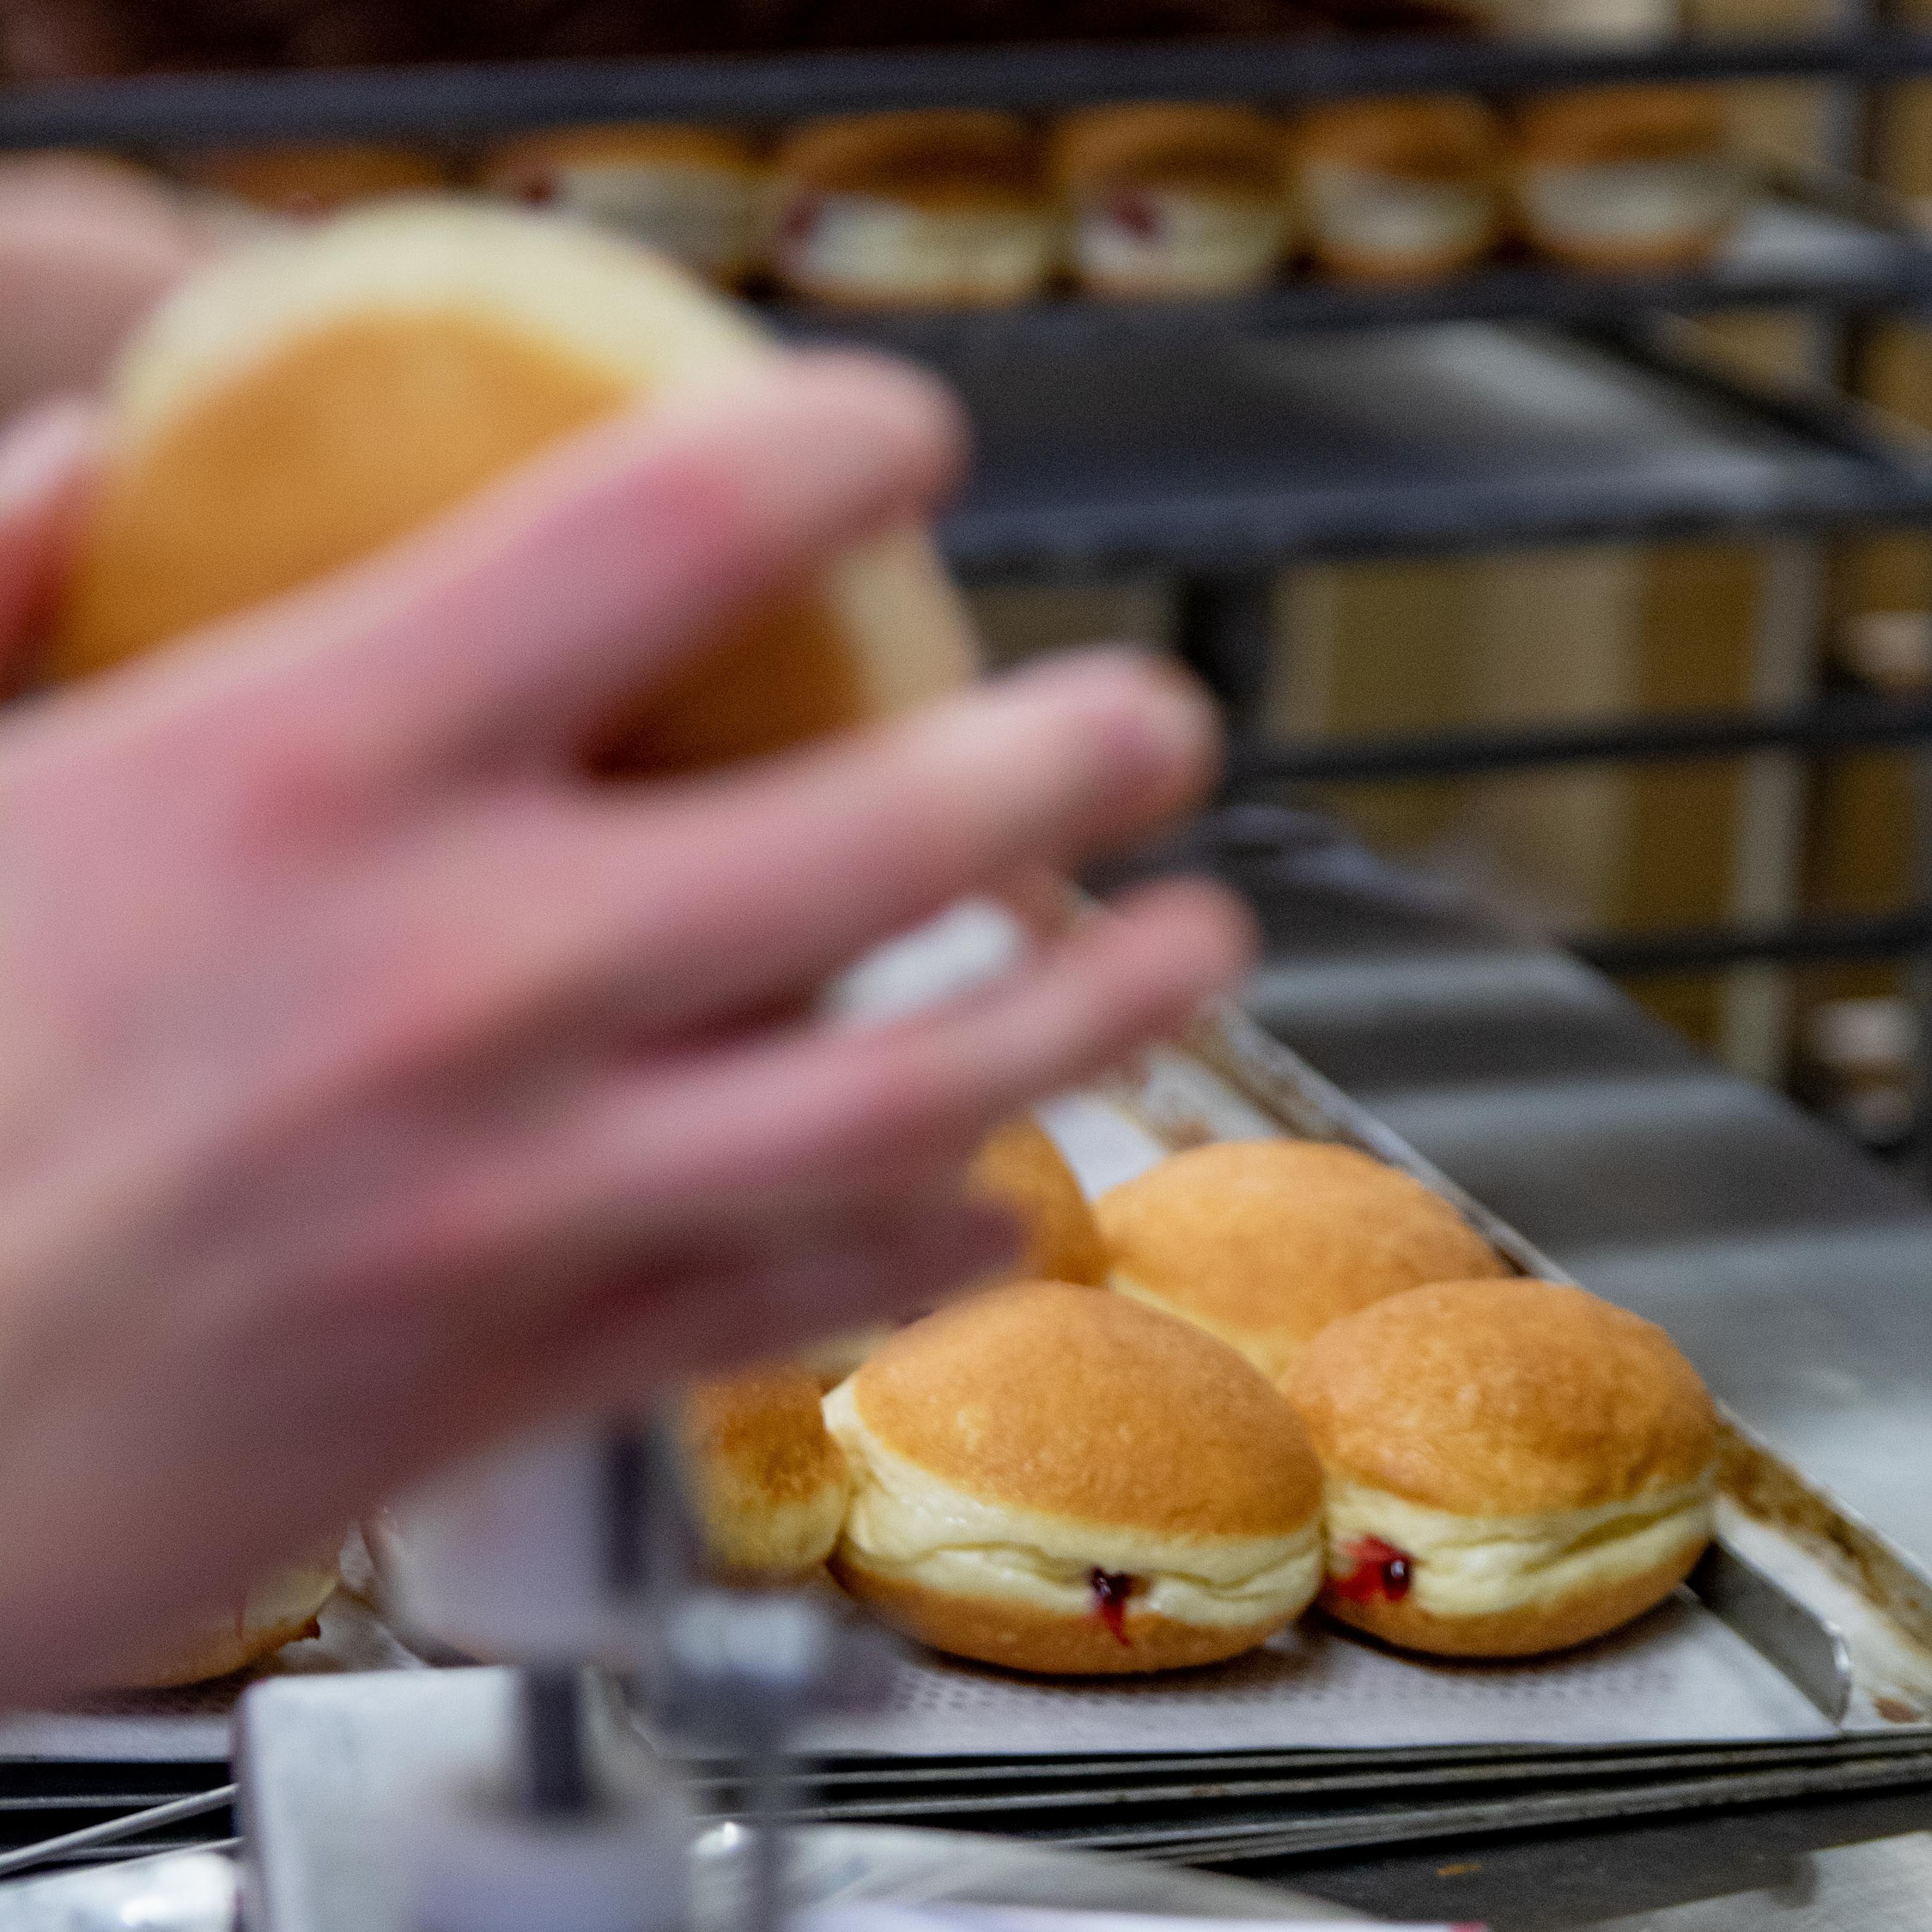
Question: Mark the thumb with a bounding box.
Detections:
[0,398,101,694]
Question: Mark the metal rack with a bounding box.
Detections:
[3,27,1929,1102]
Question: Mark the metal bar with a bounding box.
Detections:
[0,1785,234,1882]
[674,1731,1932,1790]
[1034,1749,1932,1859]
[1582,318,1932,468]
[15,39,1932,149]
[519,1667,592,1817]
[1175,574,1278,731]
[1225,691,1932,784]
[1719,540,1822,1084]
[1687,1544,1854,1722]
[1571,906,1932,973]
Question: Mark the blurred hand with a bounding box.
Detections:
[0,355,1252,1700]
[0,154,220,419]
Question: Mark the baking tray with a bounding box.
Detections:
[7,1008,1932,1871]
[927,320,1932,579]
[629,1002,1932,1854]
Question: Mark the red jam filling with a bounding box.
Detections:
[1089,1567,1137,1645]
[1107,189,1163,243]
[1331,1535,1414,1605]
[517,171,558,206]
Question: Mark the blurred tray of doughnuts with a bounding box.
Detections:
[129,89,1932,337]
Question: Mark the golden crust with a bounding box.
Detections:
[180,143,451,213]
[1286,1278,1718,1516]
[1097,1140,1507,1380]
[775,112,1044,210]
[43,204,974,769]
[481,124,762,182]
[1519,230,1727,275]
[832,1554,1291,1674]
[968,1117,1106,1287]
[848,1281,1322,1538]
[52,310,629,679]
[1321,1541,1704,1657]
[1052,104,1287,201]
[678,1364,851,1577]
[1292,97,1503,180]
[1515,87,1728,166]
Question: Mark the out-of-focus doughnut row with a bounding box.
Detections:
[165,86,1744,305]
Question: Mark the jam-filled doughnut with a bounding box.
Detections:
[1097,1139,1508,1381]
[823,1281,1324,1674]
[46,198,977,764]
[1512,87,1741,275]
[769,112,1055,309]
[1285,1278,1717,1657]
[1292,95,1504,283]
[479,124,767,286]
[1052,103,1294,299]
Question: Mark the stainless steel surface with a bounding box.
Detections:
[0,1851,236,1930]
[237,1673,1351,1932]
[1685,1547,1852,1724]
[690,1823,1356,1922]
[1579,1829,1932,1928]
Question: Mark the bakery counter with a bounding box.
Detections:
[1100,805,1932,1929]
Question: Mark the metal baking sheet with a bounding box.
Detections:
[696,1005,1932,1770]
[930,322,1932,578]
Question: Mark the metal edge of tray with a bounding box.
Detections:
[935,336,1932,585]
[13,35,1932,150]
[1178,1001,1925,1726]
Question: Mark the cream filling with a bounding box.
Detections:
[548,161,763,276]
[1071,189,1291,293]
[1302,158,1494,265]
[1519,157,1742,248]
[1323,1470,1715,1619]
[824,1379,1322,1629]
[774,191,1056,301]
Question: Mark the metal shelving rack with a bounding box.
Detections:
[5,27,1932,1128]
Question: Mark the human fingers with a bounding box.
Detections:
[525,652,1221,1041]
[135,350,964,783]
[0,1186,1013,1703]
[529,1194,1019,1420]
[0,398,100,685]
[537,877,1254,1242]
